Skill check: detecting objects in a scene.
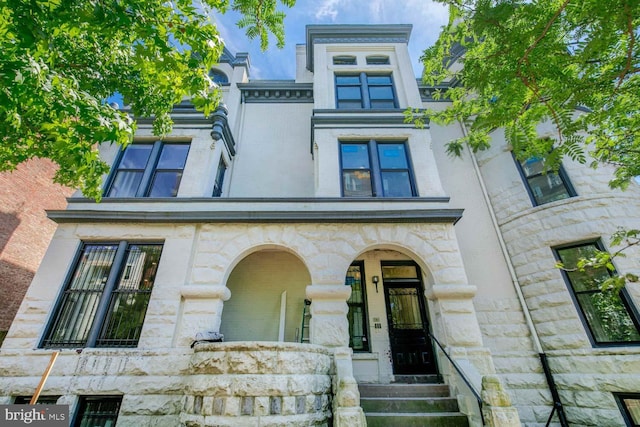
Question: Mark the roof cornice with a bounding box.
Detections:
[306,24,413,72]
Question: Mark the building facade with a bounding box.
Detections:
[1,24,640,426]
[0,159,74,345]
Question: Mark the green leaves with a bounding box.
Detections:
[414,0,640,187]
[0,0,295,199]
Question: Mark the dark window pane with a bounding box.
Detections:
[346,263,368,351]
[576,292,640,342]
[334,55,356,65]
[382,265,418,279]
[209,70,228,84]
[622,397,640,424]
[378,144,408,169]
[213,159,227,197]
[557,243,640,344]
[381,171,413,197]
[43,245,118,348]
[14,396,60,404]
[108,172,143,197]
[520,157,546,176]
[527,173,571,204]
[337,100,363,109]
[370,100,396,109]
[75,397,121,427]
[148,171,183,197]
[98,244,161,347]
[388,288,423,329]
[343,171,372,197]
[156,144,190,169]
[341,144,370,169]
[337,86,362,100]
[118,145,152,169]
[336,75,361,85]
[369,86,394,100]
[366,55,390,65]
[367,75,392,85]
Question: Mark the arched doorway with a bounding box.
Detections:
[220,249,310,342]
[345,249,438,382]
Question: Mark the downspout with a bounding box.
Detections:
[458,120,568,427]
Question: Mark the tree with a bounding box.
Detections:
[409,0,639,290]
[0,0,294,199]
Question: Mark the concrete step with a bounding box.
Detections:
[360,396,460,413]
[359,383,451,398]
[365,412,470,427]
[393,374,441,384]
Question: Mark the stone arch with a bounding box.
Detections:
[219,244,312,343]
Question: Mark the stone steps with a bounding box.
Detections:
[359,379,469,427]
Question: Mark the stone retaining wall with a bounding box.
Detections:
[180,341,333,427]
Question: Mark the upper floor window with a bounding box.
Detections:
[106,141,190,198]
[555,242,640,345]
[366,55,390,65]
[73,396,122,427]
[335,73,397,109]
[333,55,357,65]
[212,158,227,197]
[42,242,163,348]
[345,261,369,352]
[209,69,229,85]
[515,155,576,205]
[341,141,415,197]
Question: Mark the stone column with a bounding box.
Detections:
[178,285,230,347]
[305,284,351,347]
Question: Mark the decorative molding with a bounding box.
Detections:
[67,196,451,204]
[239,81,313,103]
[47,208,464,224]
[306,24,412,72]
[210,105,236,157]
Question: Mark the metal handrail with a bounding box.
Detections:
[428,331,485,425]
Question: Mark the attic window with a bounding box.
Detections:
[333,55,357,65]
[366,55,390,65]
[209,69,229,85]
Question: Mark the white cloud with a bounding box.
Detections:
[315,0,342,20]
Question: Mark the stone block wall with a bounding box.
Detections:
[474,138,640,426]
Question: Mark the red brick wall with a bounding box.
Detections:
[0,159,74,332]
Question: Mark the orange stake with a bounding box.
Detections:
[30,351,59,404]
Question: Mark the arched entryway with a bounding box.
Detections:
[345,249,438,383]
[220,249,311,342]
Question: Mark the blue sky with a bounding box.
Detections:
[212,0,449,80]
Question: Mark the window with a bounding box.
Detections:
[42,242,163,348]
[345,262,369,351]
[212,158,227,197]
[209,69,229,85]
[14,396,60,404]
[516,155,576,205]
[555,242,640,345]
[106,141,190,197]
[341,141,415,197]
[333,55,356,65]
[366,55,390,65]
[73,396,122,427]
[616,393,640,426]
[335,73,397,109]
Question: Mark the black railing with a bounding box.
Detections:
[428,331,485,425]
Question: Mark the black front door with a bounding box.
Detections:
[382,263,436,375]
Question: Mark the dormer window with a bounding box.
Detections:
[333,55,357,65]
[209,69,229,85]
[366,55,390,65]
